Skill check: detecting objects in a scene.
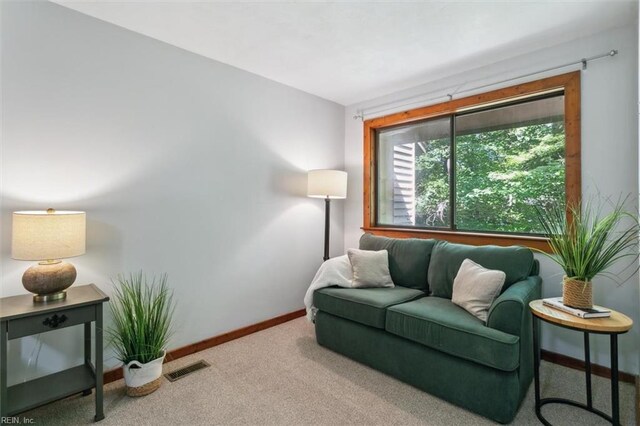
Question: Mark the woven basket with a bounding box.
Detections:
[123,350,165,397]
[126,376,163,397]
[562,277,593,309]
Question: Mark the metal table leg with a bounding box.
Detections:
[532,316,551,425]
[610,334,619,426]
[532,319,614,424]
[584,332,592,408]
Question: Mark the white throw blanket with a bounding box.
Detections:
[304,255,352,322]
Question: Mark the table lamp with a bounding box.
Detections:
[307,169,347,261]
[12,209,86,302]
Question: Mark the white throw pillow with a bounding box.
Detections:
[347,248,395,289]
[451,258,506,322]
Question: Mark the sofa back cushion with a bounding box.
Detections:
[359,233,436,291]
[428,241,535,299]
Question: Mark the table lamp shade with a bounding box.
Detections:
[12,211,86,261]
[307,169,348,199]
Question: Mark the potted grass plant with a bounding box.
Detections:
[536,197,639,309]
[109,272,175,396]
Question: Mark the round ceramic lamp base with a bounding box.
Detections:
[22,261,77,303]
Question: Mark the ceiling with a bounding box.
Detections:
[53,0,637,106]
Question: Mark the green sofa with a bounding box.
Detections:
[314,234,541,424]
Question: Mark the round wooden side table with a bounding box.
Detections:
[529,300,633,426]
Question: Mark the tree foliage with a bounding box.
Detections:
[414,121,565,234]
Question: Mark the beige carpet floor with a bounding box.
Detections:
[22,318,636,425]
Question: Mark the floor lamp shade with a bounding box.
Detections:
[12,210,86,302]
[307,169,347,199]
[307,170,347,261]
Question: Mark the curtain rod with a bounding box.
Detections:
[353,49,618,121]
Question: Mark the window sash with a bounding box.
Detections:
[362,72,581,252]
[373,92,565,235]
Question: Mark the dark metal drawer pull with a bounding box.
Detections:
[43,314,68,328]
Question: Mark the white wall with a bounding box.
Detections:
[0,1,345,385]
[344,24,640,374]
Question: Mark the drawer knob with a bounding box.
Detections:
[43,314,68,328]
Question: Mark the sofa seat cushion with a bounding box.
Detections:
[386,297,520,371]
[314,286,425,329]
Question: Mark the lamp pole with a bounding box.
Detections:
[324,197,331,261]
[307,169,347,262]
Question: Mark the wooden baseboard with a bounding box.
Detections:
[105,311,638,388]
[103,308,306,384]
[541,349,636,384]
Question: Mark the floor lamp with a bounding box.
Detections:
[307,169,348,261]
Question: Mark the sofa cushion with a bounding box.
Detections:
[386,297,520,371]
[359,233,436,292]
[428,241,535,299]
[347,248,395,288]
[314,286,425,329]
[451,259,505,322]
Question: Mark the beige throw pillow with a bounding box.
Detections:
[347,248,395,288]
[451,258,506,322]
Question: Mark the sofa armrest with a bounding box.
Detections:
[487,276,542,337]
[486,276,542,400]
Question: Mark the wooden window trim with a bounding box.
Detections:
[362,71,581,252]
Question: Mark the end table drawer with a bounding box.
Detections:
[8,305,96,339]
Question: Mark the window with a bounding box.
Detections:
[363,72,581,251]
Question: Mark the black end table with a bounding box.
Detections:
[0,284,109,423]
[529,299,633,425]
